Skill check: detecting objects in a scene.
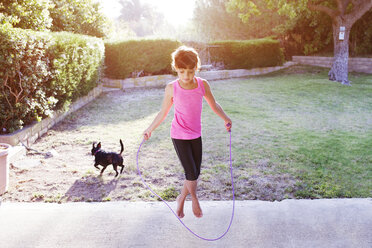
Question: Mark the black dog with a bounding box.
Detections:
[91,139,125,177]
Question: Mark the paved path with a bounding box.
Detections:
[0,199,371,248]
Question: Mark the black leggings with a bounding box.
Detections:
[172,137,202,181]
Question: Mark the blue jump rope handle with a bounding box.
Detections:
[227,123,231,132]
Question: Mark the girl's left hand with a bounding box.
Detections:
[225,120,232,132]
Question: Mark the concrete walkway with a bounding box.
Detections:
[0,199,371,248]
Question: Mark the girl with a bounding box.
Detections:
[143,46,232,218]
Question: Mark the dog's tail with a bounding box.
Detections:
[119,139,124,155]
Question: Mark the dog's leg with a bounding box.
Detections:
[94,163,100,170]
[120,164,125,174]
[113,164,119,177]
[100,166,107,175]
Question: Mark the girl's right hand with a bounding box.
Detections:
[143,129,151,141]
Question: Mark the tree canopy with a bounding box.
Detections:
[0,0,112,38]
[50,0,112,38]
[0,0,53,31]
[227,0,372,21]
[227,0,372,84]
[193,0,284,41]
[118,0,165,37]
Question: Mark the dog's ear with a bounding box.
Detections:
[92,142,96,148]
[97,142,101,149]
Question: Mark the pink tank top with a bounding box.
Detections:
[171,77,206,140]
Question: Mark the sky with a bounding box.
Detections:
[98,0,196,27]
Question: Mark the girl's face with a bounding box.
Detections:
[176,67,196,84]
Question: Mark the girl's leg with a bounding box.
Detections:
[176,181,189,218]
[187,137,203,217]
[172,137,203,218]
[185,179,203,218]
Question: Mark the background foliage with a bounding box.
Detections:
[50,0,112,38]
[209,38,284,69]
[349,9,372,56]
[47,32,105,110]
[225,0,372,57]
[277,7,372,58]
[0,24,53,133]
[104,39,181,79]
[193,0,285,41]
[103,38,284,79]
[117,0,165,37]
[0,0,112,38]
[0,0,53,31]
[0,25,104,134]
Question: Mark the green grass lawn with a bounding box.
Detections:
[206,65,372,199]
[23,65,371,202]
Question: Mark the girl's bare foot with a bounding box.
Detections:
[192,198,203,218]
[176,195,185,218]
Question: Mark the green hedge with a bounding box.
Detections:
[0,24,104,134]
[47,32,104,110]
[104,39,181,79]
[104,38,284,80]
[209,38,284,69]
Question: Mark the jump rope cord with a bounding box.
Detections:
[136,130,235,241]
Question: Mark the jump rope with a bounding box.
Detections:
[136,126,235,241]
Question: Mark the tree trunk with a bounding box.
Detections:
[328,20,351,85]
[307,0,372,86]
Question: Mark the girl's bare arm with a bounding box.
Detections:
[203,80,232,132]
[143,83,173,140]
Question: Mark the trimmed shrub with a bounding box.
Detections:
[209,38,284,69]
[0,24,54,133]
[104,39,181,79]
[0,24,104,134]
[47,32,104,109]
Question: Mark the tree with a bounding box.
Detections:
[193,0,284,41]
[49,0,113,38]
[118,0,165,37]
[0,0,53,31]
[350,8,372,55]
[119,0,147,22]
[274,7,334,59]
[227,0,372,85]
[0,0,113,38]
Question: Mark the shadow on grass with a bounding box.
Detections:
[65,175,119,202]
